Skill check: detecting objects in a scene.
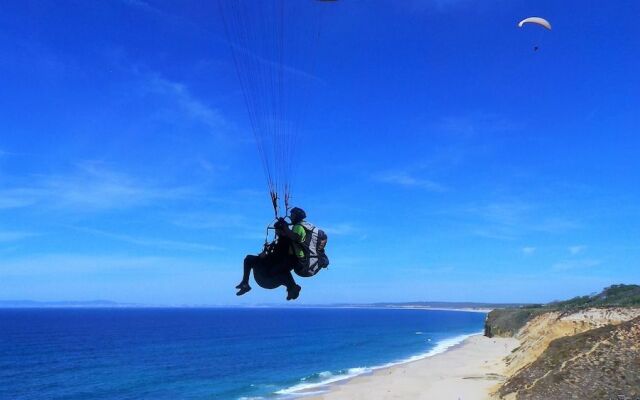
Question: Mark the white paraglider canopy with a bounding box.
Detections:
[518,17,552,30]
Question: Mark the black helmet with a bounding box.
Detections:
[289,207,306,223]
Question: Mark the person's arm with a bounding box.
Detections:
[275,218,304,243]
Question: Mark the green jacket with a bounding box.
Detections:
[290,223,306,259]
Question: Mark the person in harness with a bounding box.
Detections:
[235,207,329,301]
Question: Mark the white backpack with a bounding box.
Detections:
[296,221,329,277]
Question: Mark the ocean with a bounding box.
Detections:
[0,308,486,400]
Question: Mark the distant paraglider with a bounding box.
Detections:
[518,17,552,30]
[518,17,551,51]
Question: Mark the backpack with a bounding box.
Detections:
[295,221,330,277]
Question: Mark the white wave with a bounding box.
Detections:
[274,331,482,398]
[415,331,423,334]
[275,367,371,395]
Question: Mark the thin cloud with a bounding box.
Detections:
[436,113,520,138]
[461,199,581,241]
[119,0,164,16]
[102,51,231,138]
[552,259,601,271]
[117,0,195,28]
[532,218,582,234]
[470,201,533,226]
[323,223,359,236]
[0,163,193,211]
[0,231,37,242]
[171,212,248,230]
[0,254,213,277]
[470,228,516,241]
[396,0,471,13]
[146,75,227,131]
[223,41,323,83]
[522,246,536,255]
[374,171,446,192]
[71,227,223,252]
[569,245,587,255]
[0,149,31,158]
[0,188,40,209]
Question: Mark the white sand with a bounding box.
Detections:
[303,335,519,400]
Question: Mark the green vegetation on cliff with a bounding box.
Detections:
[485,284,640,338]
[549,284,640,309]
[484,307,545,337]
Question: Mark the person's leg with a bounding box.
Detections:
[241,255,260,284]
[269,257,301,300]
[237,255,261,295]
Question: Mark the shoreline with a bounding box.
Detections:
[276,331,483,397]
[290,334,518,400]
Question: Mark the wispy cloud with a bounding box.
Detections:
[569,245,587,255]
[0,188,40,209]
[322,223,369,240]
[99,48,231,139]
[532,218,581,234]
[0,231,37,242]
[462,200,581,240]
[465,200,531,240]
[436,113,519,138]
[469,201,533,226]
[117,0,196,29]
[171,212,248,230]
[0,162,193,211]
[119,0,164,16]
[552,258,601,271]
[323,223,359,236]
[522,246,536,255]
[374,171,446,192]
[0,254,213,277]
[0,149,30,158]
[395,0,471,13]
[145,74,227,131]
[71,227,223,252]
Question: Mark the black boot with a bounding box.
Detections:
[286,284,301,301]
[236,282,251,296]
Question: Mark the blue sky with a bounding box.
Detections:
[1,0,639,305]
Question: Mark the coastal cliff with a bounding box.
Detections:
[485,284,640,400]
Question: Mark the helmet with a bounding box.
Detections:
[289,207,306,223]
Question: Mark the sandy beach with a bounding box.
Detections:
[304,335,519,400]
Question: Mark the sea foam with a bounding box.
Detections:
[274,331,482,397]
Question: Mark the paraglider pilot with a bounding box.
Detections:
[236,207,308,301]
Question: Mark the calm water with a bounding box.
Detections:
[0,308,485,400]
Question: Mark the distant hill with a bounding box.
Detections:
[368,301,529,309]
[0,300,135,308]
[1,300,528,309]
[311,301,527,310]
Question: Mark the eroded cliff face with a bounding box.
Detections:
[499,316,640,400]
[504,307,640,376]
[492,308,640,400]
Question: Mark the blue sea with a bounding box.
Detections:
[0,308,486,400]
